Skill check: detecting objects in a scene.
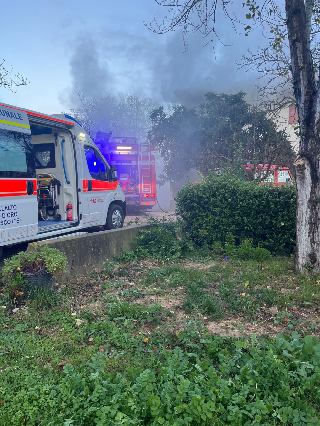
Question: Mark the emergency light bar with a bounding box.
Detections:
[117,146,132,150]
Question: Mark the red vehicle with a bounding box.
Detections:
[95,133,157,209]
[244,163,294,185]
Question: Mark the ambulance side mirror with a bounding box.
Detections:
[110,166,117,182]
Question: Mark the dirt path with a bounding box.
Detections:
[124,208,175,226]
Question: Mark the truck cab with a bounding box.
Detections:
[0,103,126,256]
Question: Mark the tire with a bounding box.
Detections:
[104,204,124,230]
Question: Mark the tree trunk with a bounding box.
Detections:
[286,0,320,272]
[294,156,320,272]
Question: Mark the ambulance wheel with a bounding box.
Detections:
[105,204,124,230]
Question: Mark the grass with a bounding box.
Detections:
[1,252,320,424]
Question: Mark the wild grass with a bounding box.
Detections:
[1,233,320,424]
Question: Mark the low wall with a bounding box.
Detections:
[27,225,148,275]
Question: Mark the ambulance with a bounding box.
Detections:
[0,103,126,258]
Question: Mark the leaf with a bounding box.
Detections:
[58,359,71,369]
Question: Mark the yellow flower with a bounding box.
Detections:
[143,337,149,343]
[241,293,246,297]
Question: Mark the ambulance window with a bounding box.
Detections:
[97,155,110,181]
[0,129,35,178]
[85,147,100,179]
[84,146,109,181]
[34,143,55,169]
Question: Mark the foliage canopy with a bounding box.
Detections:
[149,92,294,182]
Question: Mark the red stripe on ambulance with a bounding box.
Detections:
[0,103,75,126]
[83,180,118,192]
[0,179,37,197]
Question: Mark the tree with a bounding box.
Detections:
[149,91,294,181]
[149,104,201,182]
[0,59,28,91]
[150,0,320,273]
[70,91,157,141]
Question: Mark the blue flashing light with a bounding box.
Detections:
[64,114,83,127]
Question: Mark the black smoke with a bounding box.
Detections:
[66,7,270,108]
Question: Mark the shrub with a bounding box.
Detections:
[176,173,296,254]
[237,239,271,261]
[1,245,68,285]
[119,217,185,261]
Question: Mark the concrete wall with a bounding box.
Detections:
[27,225,149,275]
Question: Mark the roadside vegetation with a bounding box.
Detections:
[1,216,320,425]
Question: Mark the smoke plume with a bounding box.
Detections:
[66,14,268,108]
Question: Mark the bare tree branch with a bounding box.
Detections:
[0,59,28,92]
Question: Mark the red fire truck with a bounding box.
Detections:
[95,133,157,209]
[244,163,294,185]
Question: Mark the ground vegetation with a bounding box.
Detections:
[1,224,320,424]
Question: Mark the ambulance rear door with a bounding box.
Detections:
[0,105,37,246]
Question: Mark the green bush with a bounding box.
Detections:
[237,240,271,261]
[2,245,68,281]
[176,173,296,254]
[225,238,272,261]
[119,217,185,261]
[1,245,68,295]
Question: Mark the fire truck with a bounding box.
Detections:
[244,163,294,185]
[95,133,157,209]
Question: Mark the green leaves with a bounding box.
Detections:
[1,245,68,282]
[1,318,320,425]
[148,92,294,182]
[176,174,296,254]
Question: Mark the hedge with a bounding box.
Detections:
[175,174,296,254]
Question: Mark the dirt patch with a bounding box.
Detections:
[181,261,217,270]
[79,300,105,314]
[124,211,176,227]
[63,274,106,313]
[134,294,183,309]
[206,318,286,338]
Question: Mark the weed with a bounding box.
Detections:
[2,241,320,425]
[274,311,303,330]
[27,287,64,310]
[105,296,165,325]
[121,288,145,301]
[142,265,211,289]
[118,219,185,261]
[182,281,222,319]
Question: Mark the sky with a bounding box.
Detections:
[0,0,270,115]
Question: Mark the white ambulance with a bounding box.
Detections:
[0,103,126,257]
